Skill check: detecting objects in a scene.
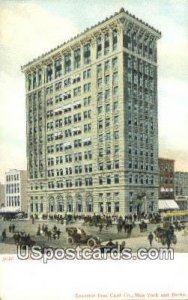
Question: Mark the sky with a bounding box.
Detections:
[0,0,187,183]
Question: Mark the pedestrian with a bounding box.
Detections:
[2,229,7,242]
[99,223,103,232]
[148,232,154,247]
[12,224,15,233]
[37,225,41,236]
[56,229,61,239]
[106,239,115,247]
[166,234,172,249]
[120,241,126,252]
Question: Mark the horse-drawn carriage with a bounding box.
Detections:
[139,221,147,232]
[66,226,100,247]
[154,227,177,246]
[13,232,36,248]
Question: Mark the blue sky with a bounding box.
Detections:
[0,0,187,182]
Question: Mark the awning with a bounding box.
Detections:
[159,200,180,210]
[63,105,71,109]
[161,210,188,218]
[0,207,21,213]
[54,107,62,112]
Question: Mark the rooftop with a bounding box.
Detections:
[21,7,161,71]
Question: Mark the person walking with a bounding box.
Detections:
[2,229,7,242]
[148,232,154,247]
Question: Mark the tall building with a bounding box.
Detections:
[22,8,161,217]
[158,158,175,199]
[0,183,5,208]
[5,169,27,213]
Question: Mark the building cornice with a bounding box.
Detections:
[21,7,161,73]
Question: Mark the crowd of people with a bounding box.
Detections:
[0,213,184,251]
[36,224,61,240]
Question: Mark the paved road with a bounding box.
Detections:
[0,219,188,253]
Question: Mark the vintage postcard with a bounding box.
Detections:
[0,0,188,299]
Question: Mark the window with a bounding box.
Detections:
[65,154,72,163]
[74,139,82,148]
[74,113,81,123]
[105,60,110,72]
[97,93,103,104]
[112,29,118,50]
[114,174,119,184]
[84,44,91,64]
[84,123,91,132]
[98,120,103,129]
[65,52,71,74]
[105,75,110,86]
[99,176,103,185]
[113,86,118,96]
[96,37,102,58]
[114,116,119,125]
[83,110,91,119]
[97,78,102,89]
[64,78,71,87]
[107,176,111,184]
[55,81,62,91]
[112,57,118,69]
[66,180,73,188]
[104,33,110,55]
[97,64,102,76]
[114,202,119,213]
[75,166,82,174]
[115,160,119,169]
[74,152,82,162]
[85,164,92,173]
[84,150,92,160]
[74,86,81,96]
[75,178,82,187]
[98,162,103,171]
[84,96,91,106]
[55,58,62,78]
[98,106,103,115]
[106,161,111,170]
[105,118,110,128]
[106,147,111,155]
[105,89,110,101]
[113,101,118,112]
[114,145,119,155]
[47,64,53,82]
[114,131,119,140]
[84,83,91,93]
[105,104,110,113]
[83,69,91,79]
[98,148,103,157]
[62,113,71,126]
[74,48,81,69]
[73,102,81,110]
[98,134,103,143]
[106,132,111,141]
[85,177,93,186]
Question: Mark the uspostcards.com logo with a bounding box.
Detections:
[17,245,174,263]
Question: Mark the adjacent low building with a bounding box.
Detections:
[174,172,188,211]
[0,183,5,208]
[4,169,27,213]
[159,158,175,199]
[158,158,178,211]
[175,172,188,197]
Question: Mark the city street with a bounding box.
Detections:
[0,218,188,254]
